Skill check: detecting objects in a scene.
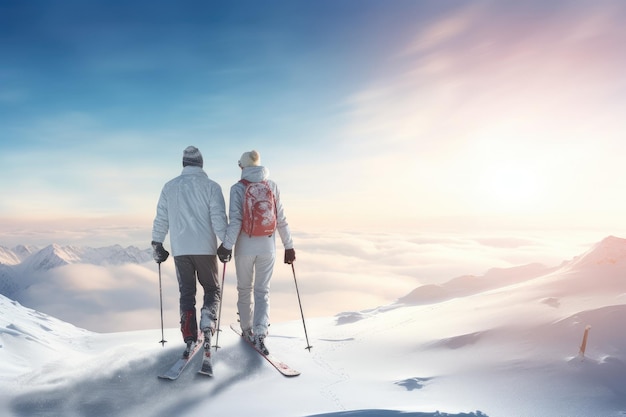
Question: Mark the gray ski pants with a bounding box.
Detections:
[174,255,220,322]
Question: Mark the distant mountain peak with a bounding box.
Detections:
[598,235,626,246]
[567,235,626,268]
[21,244,77,271]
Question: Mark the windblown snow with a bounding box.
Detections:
[1,236,626,416]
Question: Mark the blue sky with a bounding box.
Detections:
[2,0,626,247]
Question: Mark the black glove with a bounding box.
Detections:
[151,241,169,263]
[284,248,296,264]
[217,243,232,263]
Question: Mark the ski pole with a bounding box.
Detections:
[291,263,312,352]
[158,262,167,346]
[213,262,227,350]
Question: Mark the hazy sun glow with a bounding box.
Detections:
[477,161,540,211]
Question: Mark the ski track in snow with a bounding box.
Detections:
[312,337,352,412]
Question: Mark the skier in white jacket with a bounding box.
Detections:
[152,146,228,347]
[218,150,295,355]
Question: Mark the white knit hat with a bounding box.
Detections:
[238,150,261,167]
[183,146,203,167]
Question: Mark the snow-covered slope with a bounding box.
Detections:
[2,236,626,417]
[0,295,92,378]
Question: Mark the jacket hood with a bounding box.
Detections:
[241,166,269,182]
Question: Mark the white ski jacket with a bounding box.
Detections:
[152,166,228,256]
[223,166,293,256]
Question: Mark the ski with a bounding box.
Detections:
[230,323,300,377]
[158,337,204,380]
[198,330,214,377]
[198,349,213,376]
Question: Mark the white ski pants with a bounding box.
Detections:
[235,253,275,337]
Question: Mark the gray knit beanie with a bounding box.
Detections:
[183,146,203,167]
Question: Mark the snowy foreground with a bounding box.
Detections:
[2,237,626,417]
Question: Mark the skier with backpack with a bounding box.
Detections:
[218,150,296,355]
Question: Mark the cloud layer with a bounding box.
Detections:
[7,230,611,333]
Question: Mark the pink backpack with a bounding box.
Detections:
[239,179,277,237]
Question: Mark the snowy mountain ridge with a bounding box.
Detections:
[394,235,626,308]
[0,245,37,266]
[562,235,626,268]
[0,243,152,299]
[0,243,152,269]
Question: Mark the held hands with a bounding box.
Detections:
[217,243,232,263]
[151,241,170,263]
[284,248,296,264]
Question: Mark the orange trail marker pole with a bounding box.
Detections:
[579,325,591,359]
